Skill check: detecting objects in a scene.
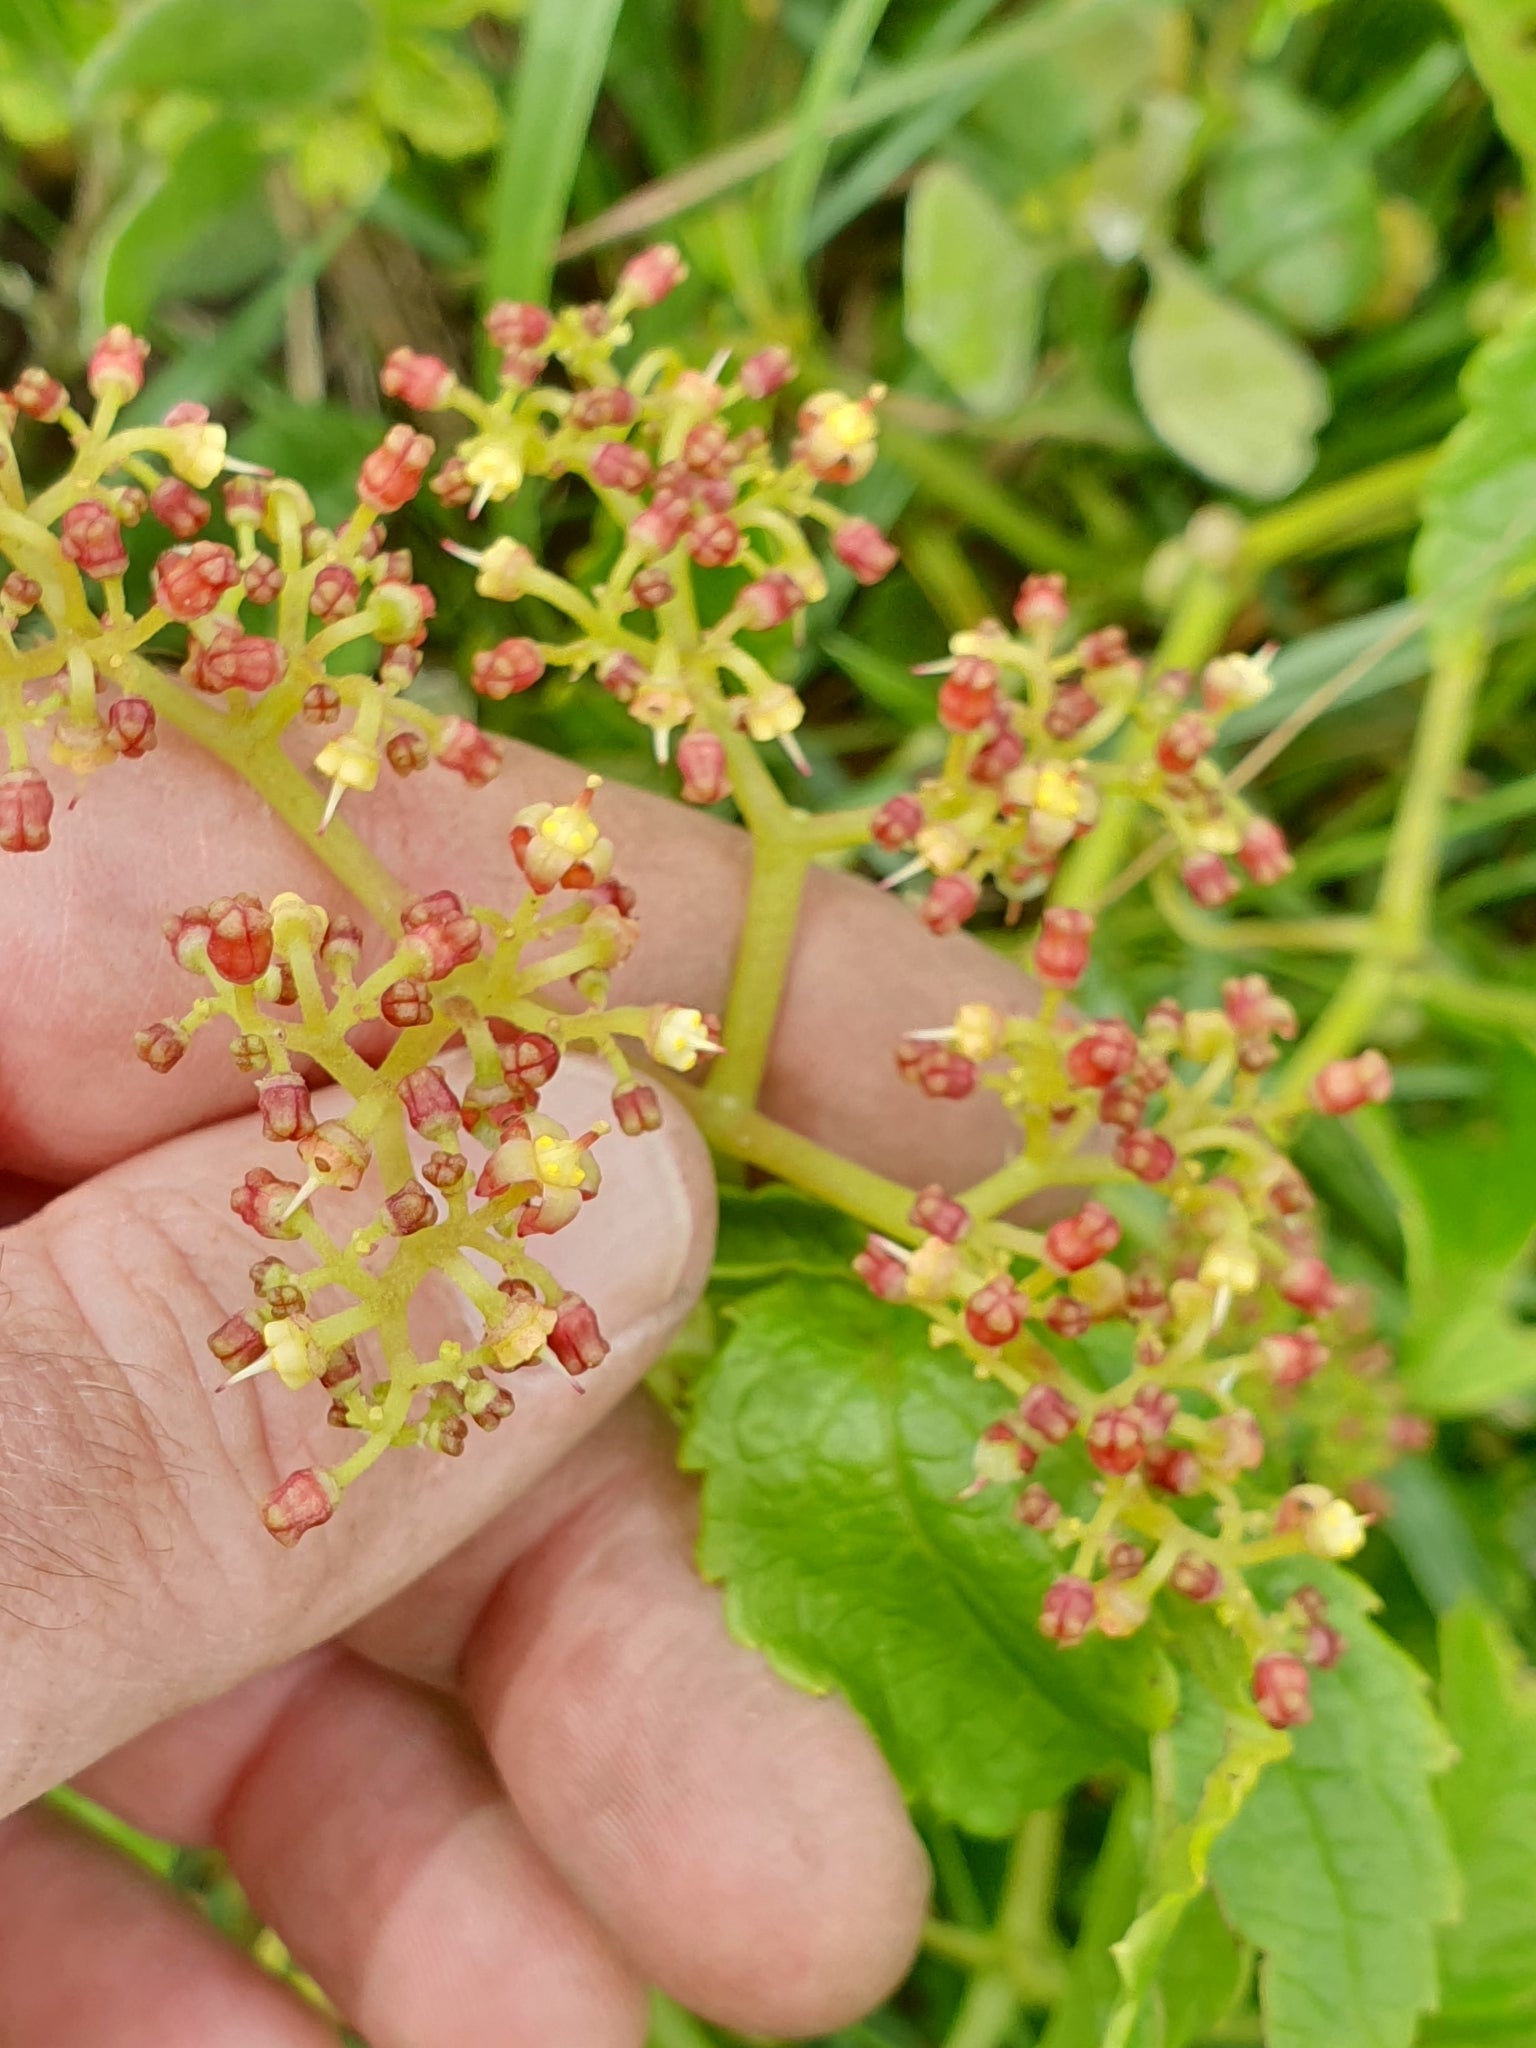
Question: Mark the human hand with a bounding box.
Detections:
[0,733,1037,2045]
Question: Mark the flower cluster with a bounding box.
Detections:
[855,919,1418,1729]
[379,245,898,797]
[0,323,508,858]
[871,574,1294,936]
[135,785,718,1542]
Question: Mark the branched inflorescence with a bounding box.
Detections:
[136,793,717,1542]
[857,914,1415,1727]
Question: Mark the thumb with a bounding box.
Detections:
[0,1055,714,1814]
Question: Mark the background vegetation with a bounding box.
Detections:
[8,0,1536,2042]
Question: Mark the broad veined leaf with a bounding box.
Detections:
[711,1185,866,1287]
[81,0,376,110]
[684,1280,1173,1834]
[1437,1604,1536,2025]
[1204,80,1382,334]
[1130,250,1330,498]
[904,160,1049,417]
[1411,298,1536,646]
[373,32,500,158]
[1173,1566,1456,2048]
[1355,1049,1536,1414]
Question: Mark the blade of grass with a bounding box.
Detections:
[556,0,1137,259]
[767,0,894,278]
[484,0,626,314]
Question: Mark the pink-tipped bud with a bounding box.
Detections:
[1114,1129,1177,1183]
[149,476,211,539]
[1171,1553,1222,1602]
[300,682,341,725]
[1085,1405,1144,1475]
[1252,1653,1312,1729]
[470,636,545,700]
[231,1167,303,1239]
[550,1295,609,1374]
[484,300,553,350]
[1013,573,1069,632]
[134,1017,189,1072]
[937,674,1000,733]
[400,899,483,981]
[1033,906,1094,989]
[1261,1330,1331,1388]
[1043,683,1098,740]
[261,1467,339,1547]
[87,324,149,404]
[833,519,898,586]
[380,347,456,410]
[688,512,742,568]
[586,439,651,492]
[386,730,431,777]
[613,1081,663,1136]
[107,695,157,758]
[204,895,274,983]
[153,541,240,620]
[1065,1019,1137,1090]
[241,553,282,606]
[208,1310,267,1371]
[872,793,923,849]
[741,345,796,399]
[1021,1384,1079,1444]
[1310,1050,1392,1116]
[1144,1443,1202,1495]
[910,1184,969,1244]
[1156,713,1216,774]
[397,1065,462,1142]
[309,562,360,622]
[384,1180,438,1236]
[922,873,981,937]
[1238,817,1293,885]
[736,570,805,633]
[318,914,364,979]
[193,630,286,696]
[619,242,687,307]
[256,1073,317,1144]
[677,730,730,806]
[381,977,433,1028]
[1015,1483,1061,1530]
[500,1031,561,1105]
[1182,854,1240,909]
[853,1236,908,1302]
[435,717,504,786]
[1279,1255,1343,1317]
[0,767,54,853]
[1039,1575,1096,1646]
[12,365,68,422]
[965,1275,1026,1348]
[897,1041,977,1100]
[60,498,129,580]
[1045,1200,1121,1274]
[2,570,40,614]
[358,424,433,514]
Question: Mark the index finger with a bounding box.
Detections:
[0,726,1033,1191]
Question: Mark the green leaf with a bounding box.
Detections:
[89,124,275,333]
[81,0,376,109]
[768,0,893,275]
[712,1186,866,1287]
[684,1280,1172,1835]
[1410,299,1536,647]
[1130,250,1330,499]
[373,32,500,157]
[903,161,1049,416]
[1438,0,1536,176]
[1437,1604,1536,2024]
[1354,1050,1536,1414]
[1204,81,1382,335]
[1175,1566,1456,2048]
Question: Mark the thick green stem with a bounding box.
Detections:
[705,828,812,1115]
[1374,636,1488,954]
[689,1096,918,1240]
[1240,448,1435,574]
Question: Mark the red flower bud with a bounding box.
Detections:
[736,571,805,632]
[484,300,554,350]
[208,1311,267,1371]
[1085,1404,1144,1475]
[1044,684,1099,740]
[630,497,692,555]
[1252,1653,1312,1729]
[470,636,545,700]
[224,475,267,524]
[301,682,341,724]
[833,519,898,585]
[501,1031,561,1105]
[965,1275,1026,1347]
[872,793,923,849]
[1039,1575,1096,1646]
[106,695,157,758]
[1156,712,1216,774]
[1279,1256,1342,1317]
[401,899,483,981]
[922,874,982,938]
[1261,1330,1330,1388]
[435,717,504,786]
[309,563,360,621]
[380,347,456,410]
[1013,573,1069,632]
[1078,625,1130,671]
[613,1081,663,1136]
[231,1166,303,1239]
[256,1073,317,1144]
[149,477,210,538]
[1181,854,1240,909]
[897,1042,977,1099]
[2,571,40,614]
[380,977,433,1028]
[133,1017,189,1072]
[549,1295,610,1373]
[60,498,129,580]
[242,553,283,605]
[12,366,68,421]
[1171,1553,1222,1602]
[1045,1200,1121,1274]
[1114,1129,1176,1182]
[384,1180,438,1236]
[937,675,1000,733]
[386,730,430,777]
[1065,1020,1138,1089]
[153,541,240,620]
[87,325,149,403]
[1044,1296,1092,1339]
[358,424,433,513]
[853,1236,908,1302]
[741,345,796,399]
[1033,906,1094,989]
[688,512,742,568]
[910,1184,969,1244]
[0,767,54,853]
[204,895,274,984]
[590,440,653,492]
[1310,1050,1392,1116]
[1144,1444,1202,1495]
[261,1467,339,1547]
[619,242,687,307]
[677,730,731,806]
[1015,1483,1061,1530]
[193,630,286,696]
[1238,817,1293,885]
[1021,1384,1079,1443]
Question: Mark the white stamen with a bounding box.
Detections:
[879,854,929,892]
[469,481,493,520]
[911,658,956,676]
[652,725,670,766]
[280,1171,322,1223]
[440,538,485,567]
[217,1357,273,1389]
[1211,1284,1233,1337]
[221,454,274,476]
[902,1025,957,1043]
[704,347,732,384]
[543,1351,588,1395]
[779,731,812,777]
[318,778,347,833]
